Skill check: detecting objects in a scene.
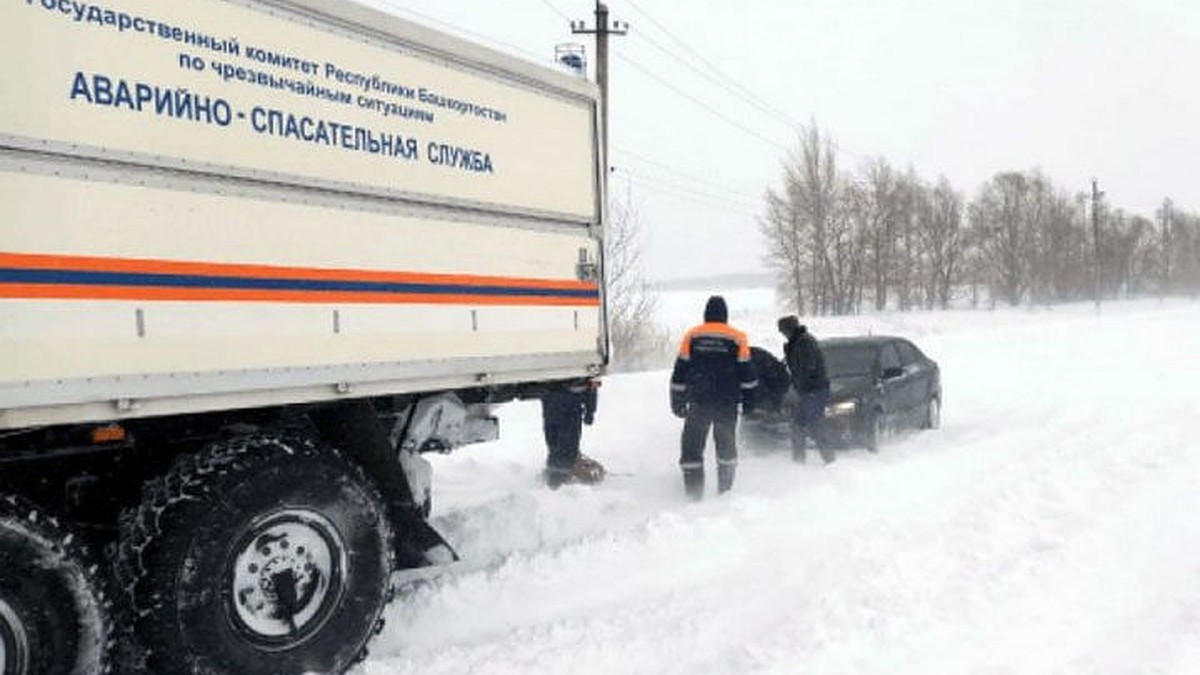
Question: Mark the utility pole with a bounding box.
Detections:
[1091,178,1104,312]
[571,2,627,173]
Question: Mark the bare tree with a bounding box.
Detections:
[760,125,1194,313]
[1037,190,1088,302]
[857,158,902,310]
[762,181,806,315]
[1157,198,1174,297]
[1020,171,1054,306]
[916,177,964,309]
[605,193,670,372]
[1180,211,1200,297]
[824,179,861,314]
[1104,211,1157,298]
[890,168,924,311]
[761,123,845,315]
[970,172,1035,306]
[1127,215,1159,297]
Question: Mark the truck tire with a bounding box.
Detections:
[0,495,112,675]
[114,435,394,675]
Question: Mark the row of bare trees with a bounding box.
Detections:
[762,125,1200,314]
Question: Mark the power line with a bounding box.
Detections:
[610,168,761,218]
[534,0,571,22]
[627,30,795,132]
[530,5,793,164]
[612,145,761,202]
[614,165,763,212]
[408,0,853,165]
[614,52,791,154]
[372,0,550,65]
[620,16,797,133]
[617,0,801,129]
[375,2,781,195]
[535,4,751,213]
[375,3,863,196]
[622,169,760,211]
[620,165,760,208]
[614,0,867,163]
[532,0,787,154]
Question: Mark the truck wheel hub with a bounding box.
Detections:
[228,510,346,647]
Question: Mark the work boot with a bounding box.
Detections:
[818,445,836,464]
[717,463,736,494]
[571,454,606,485]
[544,466,572,489]
[682,468,704,501]
[813,428,836,464]
[791,435,806,464]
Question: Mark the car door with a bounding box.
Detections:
[876,342,908,427]
[895,339,931,426]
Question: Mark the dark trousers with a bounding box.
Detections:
[542,394,583,471]
[792,388,832,461]
[680,403,738,469]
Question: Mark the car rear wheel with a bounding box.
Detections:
[921,396,941,430]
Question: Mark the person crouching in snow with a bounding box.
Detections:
[541,379,604,488]
[669,295,758,500]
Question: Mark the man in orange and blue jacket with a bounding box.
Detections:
[669,295,758,500]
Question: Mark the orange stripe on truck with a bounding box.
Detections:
[0,252,600,306]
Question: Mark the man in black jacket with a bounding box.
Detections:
[670,296,758,499]
[778,315,833,463]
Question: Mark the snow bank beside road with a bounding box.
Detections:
[361,297,1200,675]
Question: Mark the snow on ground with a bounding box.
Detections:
[360,293,1200,675]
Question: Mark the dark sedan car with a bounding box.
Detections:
[745,336,941,451]
[819,336,941,450]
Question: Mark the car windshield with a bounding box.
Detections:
[823,345,875,377]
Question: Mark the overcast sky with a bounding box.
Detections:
[357,0,1200,281]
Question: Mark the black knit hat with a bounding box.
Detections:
[703,295,728,323]
[777,314,800,337]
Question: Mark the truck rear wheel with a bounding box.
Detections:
[115,435,394,675]
[0,495,112,675]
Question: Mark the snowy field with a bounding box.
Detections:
[360,291,1200,675]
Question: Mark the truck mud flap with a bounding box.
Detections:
[308,400,459,569]
[391,507,460,569]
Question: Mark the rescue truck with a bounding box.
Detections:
[0,1,606,672]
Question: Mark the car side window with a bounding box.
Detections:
[896,340,921,365]
[879,343,902,372]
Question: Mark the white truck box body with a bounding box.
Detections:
[0,0,607,429]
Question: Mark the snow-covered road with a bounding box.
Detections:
[360,296,1200,675]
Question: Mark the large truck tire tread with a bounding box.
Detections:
[113,434,394,675]
[0,494,113,675]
